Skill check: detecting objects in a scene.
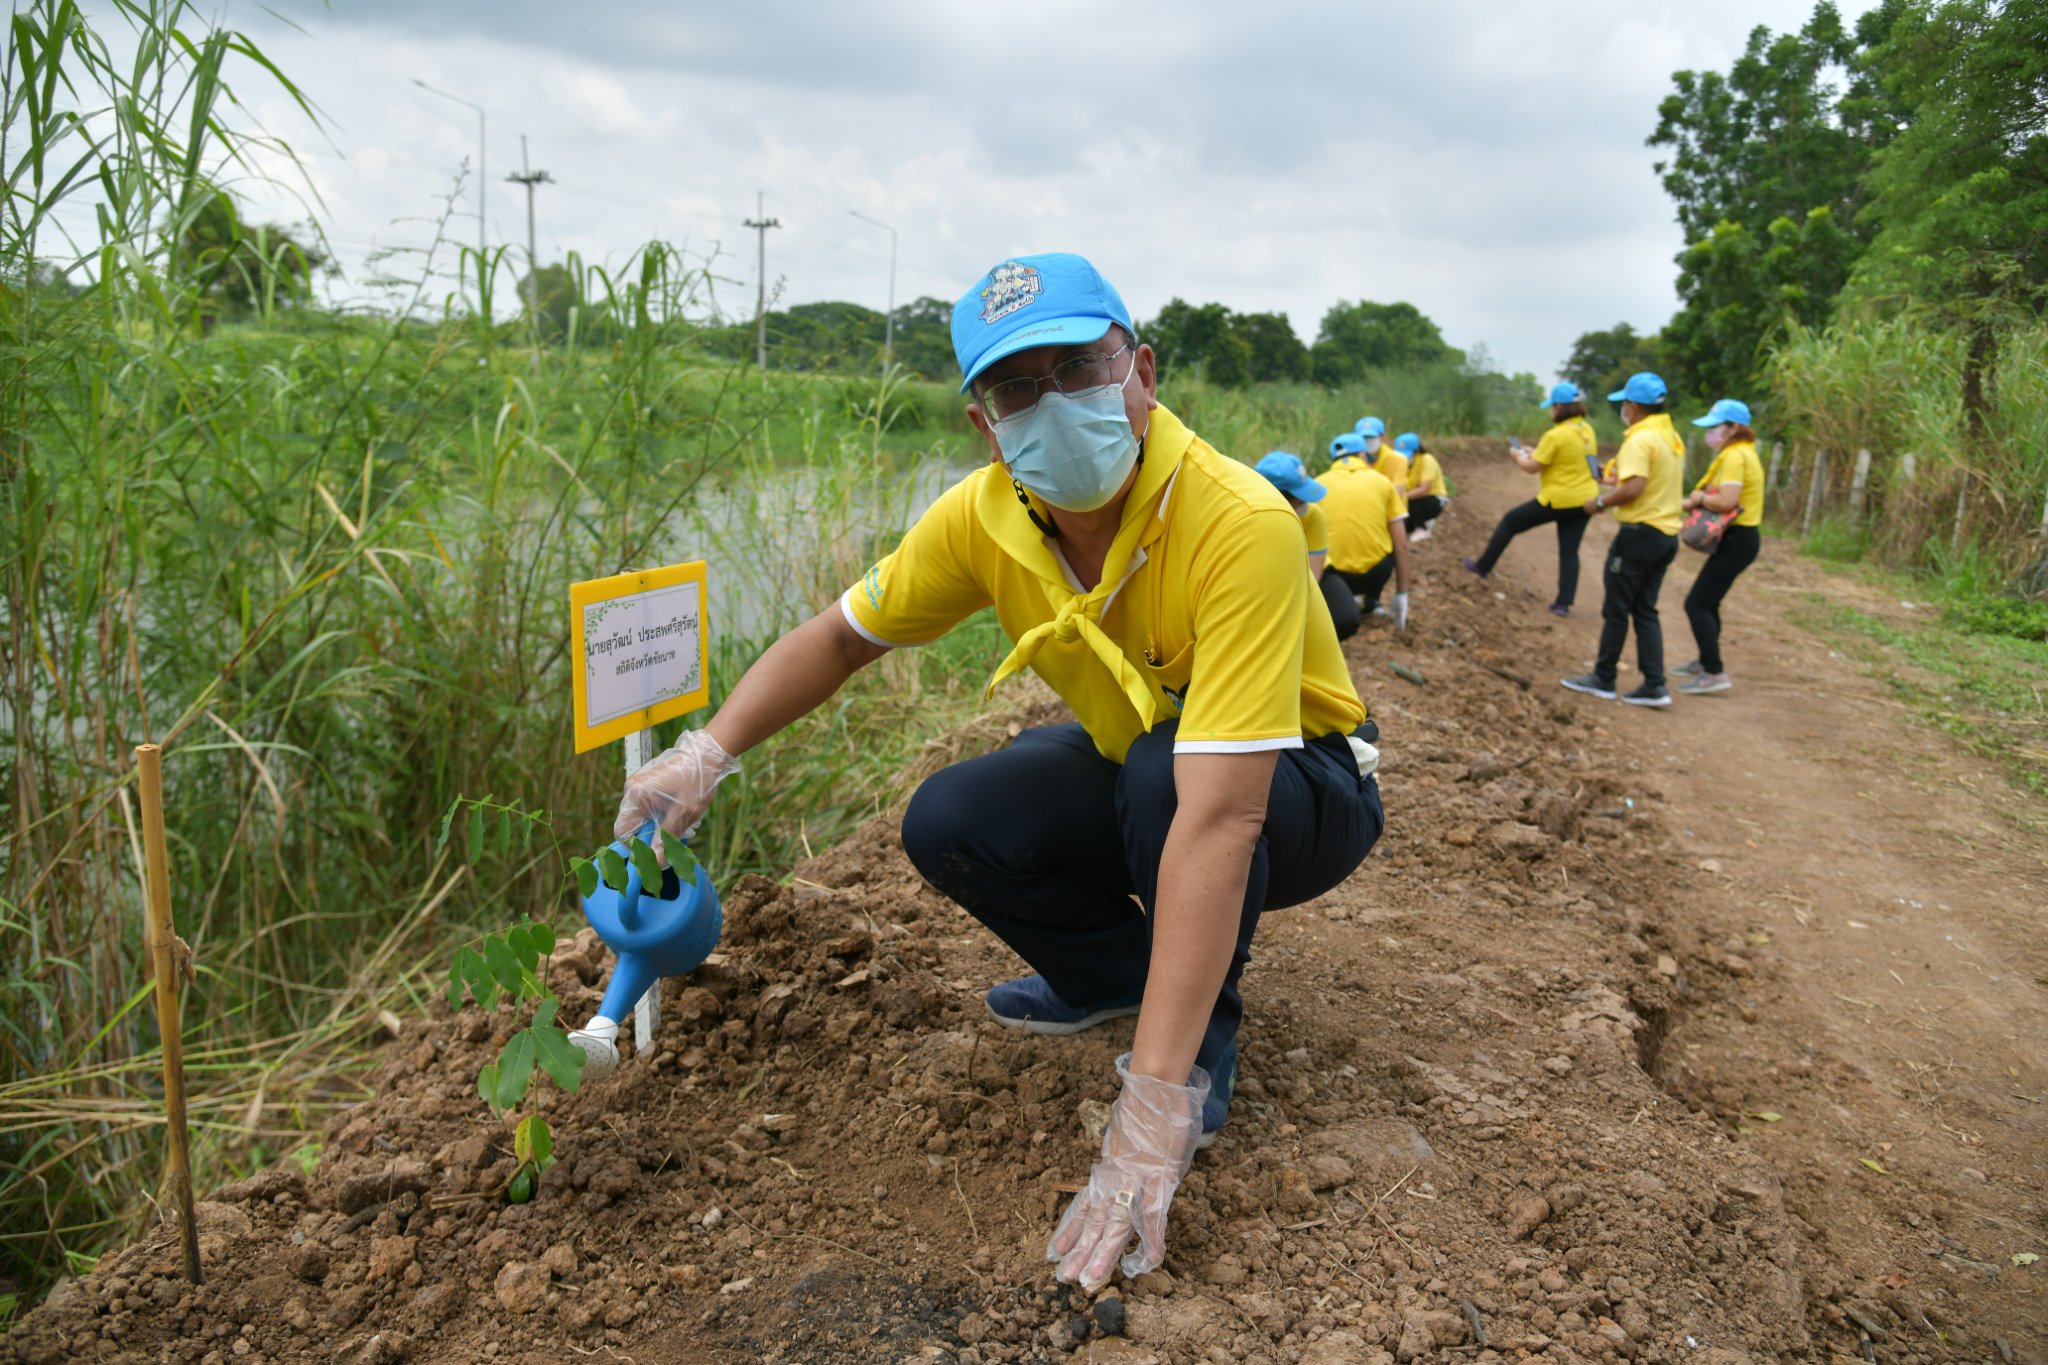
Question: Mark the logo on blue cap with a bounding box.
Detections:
[979,262,1042,325]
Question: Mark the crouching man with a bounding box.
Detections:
[614,253,1384,1292]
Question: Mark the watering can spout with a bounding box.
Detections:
[568,820,722,1075]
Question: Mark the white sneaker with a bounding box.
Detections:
[1409,526,1432,543]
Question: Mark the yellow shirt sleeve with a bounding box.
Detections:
[1612,436,1652,485]
[840,473,993,647]
[1176,506,1309,751]
[1300,501,1328,555]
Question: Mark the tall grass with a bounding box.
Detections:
[1767,317,2048,578]
[0,0,1014,1311]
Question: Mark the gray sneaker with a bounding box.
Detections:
[1623,681,1673,707]
[1671,658,1705,678]
[1560,672,1617,700]
[1675,672,1732,695]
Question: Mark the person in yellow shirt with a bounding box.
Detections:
[1674,398,1767,695]
[1256,450,1357,640]
[1395,433,1446,542]
[1462,383,1598,616]
[1561,371,1684,707]
[612,254,1383,1295]
[1351,415,1410,489]
[1317,432,1412,629]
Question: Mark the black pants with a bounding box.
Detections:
[1475,499,1591,608]
[1333,555,1395,612]
[1595,523,1679,688]
[901,720,1383,1090]
[1406,495,1445,532]
[1318,570,1359,640]
[1684,524,1761,674]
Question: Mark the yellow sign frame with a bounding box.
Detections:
[570,560,711,754]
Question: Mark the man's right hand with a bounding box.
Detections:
[614,729,743,842]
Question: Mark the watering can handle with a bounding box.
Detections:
[606,819,694,931]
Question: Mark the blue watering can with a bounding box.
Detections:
[566,819,721,1077]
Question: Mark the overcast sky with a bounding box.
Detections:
[164,0,1867,382]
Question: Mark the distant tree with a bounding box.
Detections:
[1144,299,1237,382]
[889,296,957,379]
[517,263,577,341]
[173,189,326,328]
[1562,322,1666,401]
[1646,1,1899,394]
[1232,311,1310,384]
[1844,0,2048,437]
[1308,300,1453,386]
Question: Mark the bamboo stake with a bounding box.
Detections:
[135,743,202,1284]
[1767,441,1783,493]
[1802,450,1829,533]
[1849,449,1872,522]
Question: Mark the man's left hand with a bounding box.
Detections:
[1048,1055,1209,1293]
[1391,592,1410,631]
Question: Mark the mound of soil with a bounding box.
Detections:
[8,452,2031,1365]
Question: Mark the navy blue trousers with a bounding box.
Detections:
[901,719,1383,1087]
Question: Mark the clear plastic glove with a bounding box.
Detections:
[1047,1053,1210,1293]
[1392,591,1410,631]
[614,729,742,842]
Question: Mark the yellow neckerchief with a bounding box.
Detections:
[980,406,1194,733]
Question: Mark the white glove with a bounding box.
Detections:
[1048,1054,1209,1293]
[614,729,742,842]
[1392,592,1410,631]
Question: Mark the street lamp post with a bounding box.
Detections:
[847,209,897,375]
[413,79,486,260]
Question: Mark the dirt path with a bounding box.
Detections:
[6,442,2043,1365]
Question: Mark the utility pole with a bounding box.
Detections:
[848,209,897,375]
[412,79,485,261]
[743,191,781,372]
[505,135,554,323]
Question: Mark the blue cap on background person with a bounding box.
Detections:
[951,252,1135,395]
[1692,398,1752,427]
[1255,451,1326,503]
[1394,432,1421,455]
[1330,432,1367,459]
[1354,416,1386,438]
[1543,382,1584,406]
[1607,372,1669,405]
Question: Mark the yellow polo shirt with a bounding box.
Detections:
[1300,501,1329,558]
[1610,413,1685,535]
[840,406,1365,763]
[1406,452,1444,497]
[1317,465,1408,573]
[1697,440,1766,528]
[1531,417,1599,507]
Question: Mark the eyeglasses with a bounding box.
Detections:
[978,343,1134,420]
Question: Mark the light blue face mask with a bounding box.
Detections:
[992,364,1139,514]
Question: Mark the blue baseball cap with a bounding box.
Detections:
[1607,371,1669,405]
[1543,382,1584,406]
[1394,432,1420,455]
[951,253,1134,395]
[1692,398,1752,427]
[1255,451,1326,503]
[1330,432,1367,459]
[1354,416,1386,438]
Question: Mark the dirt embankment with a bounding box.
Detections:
[7,440,2042,1365]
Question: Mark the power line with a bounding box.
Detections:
[505,134,554,326]
[742,191,781,372]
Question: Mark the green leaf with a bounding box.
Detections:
[628,835,662,892]
[477,1061,500,1109]
[533,1019,586,1093]
[435,800,459,860]
[1860,1158,1890,1175]
[514,1113,552,1167]
[504,924,535,965]
[493,1030,537,1109]
[571,857,598,900]
[527,922,556,957]
[665,831,698,886]
[597,846,628,892]
[484,935,523,994]
[532,997,559,1030]
[450,945,491,1006]
[523,815,536,850]
[466,804,484,863]
[507,1166,533,1204]
[2011,1252,2039,1267]
[499,806,512,854]
[1749,1111,1783,1123]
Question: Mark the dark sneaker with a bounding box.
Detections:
[1675,672,1732,695]
[1547,603,1570,618]
[1623,681,1673,707]
[1461,557,1485,577]
[1198,1038,1237,1149]
[1560,672,1617,700]
[985,974,1141,1035]
[1671,658,1705,678]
